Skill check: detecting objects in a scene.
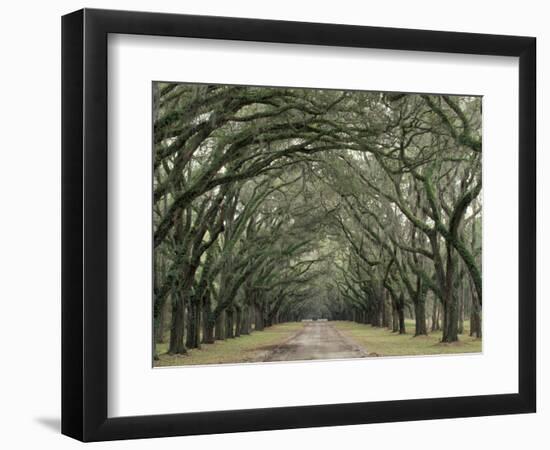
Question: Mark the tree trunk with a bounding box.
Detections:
[234,307,242,337]
[370,287,383,327]
[392,304,399,332]
[168,292,187,354]
[202,293,215,344]
[154,298,167,343]
[223,309,233,339]
[470,301,482,338]
[414,297,428,336]
[458,278,465,335]
[214,311,225,340]
[431,299,441,331]
[185,302,195,349]
[195,303,201,347]
[186,300,200,349]
[431,298,436,331]
[254,303,264,331]
[153,248,167,360]
[203,318,215,344]
[441,295,459,342]
[398,294,406,334]
[441,246,459,343]
[475,310,482,338]
[382,291,391,328]
[248,305,254,333]
[240,305,251,335]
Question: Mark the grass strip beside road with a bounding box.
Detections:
[155,322,304,367]
[332,320,482,357]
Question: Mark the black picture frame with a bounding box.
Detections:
[61,8,536,442]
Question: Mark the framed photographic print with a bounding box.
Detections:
[61,8,536,442]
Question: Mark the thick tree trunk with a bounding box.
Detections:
[470,303,482,338]
[441,246,459,343]
[475,311,482,338]
[254,303,264,331]
[370,288,383,327]
[248,305,255,333]
[185,303,195,349]
[195,304,201,347]
[153,251,167,359]
[441,296,459,342]
[240,305,251,335]
[225,309,234,339]
[392,305,399,332]
[382,291,391,328]
[441,265,458,343]
[186,300,201,349]
[214,311,225,340]
[468,276,482,338]
[154,298,167,344]
[397,294,406,334]
[168,293,187,354]
[398,309,406,334]
[234,307,242,337]
[414,298,428,336]
[203,318,215,344]
[201,294,215,344]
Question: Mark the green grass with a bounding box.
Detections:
[332,319,482,357]
[154,322,304,367]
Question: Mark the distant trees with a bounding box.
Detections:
[153,82,482,359]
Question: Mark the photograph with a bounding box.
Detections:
[0,0,542,447]
[152,82,483,367]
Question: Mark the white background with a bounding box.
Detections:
[109,35,518,417]
[0,0,547,448]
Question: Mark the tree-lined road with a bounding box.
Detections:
[265,321,367,362]
[153,83,483,364]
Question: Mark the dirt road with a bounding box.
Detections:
[265,321,367,362]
